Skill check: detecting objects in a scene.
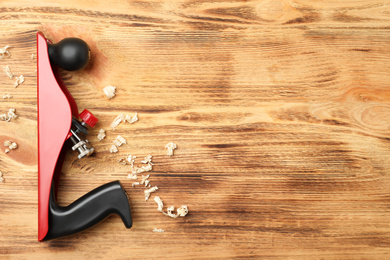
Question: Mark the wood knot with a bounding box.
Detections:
[254,0,301,22]
[360,105,390,131]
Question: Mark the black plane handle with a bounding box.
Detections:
[43,180,132,241]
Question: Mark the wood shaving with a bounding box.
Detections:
[7,108,17,120]
[14,75,24,87]
[140,174,150,185]
[110,114,125,130]
[130,154,153,174]
[4,66,13,79]
[110,113,138,130]
[2,94,12,99]
[127,173,137,180]
[0,171,3,183]
[109,144,118,153]
[153,228,165,233]
[166,206,178,218]
[3,140,16,154]
[132,182,140,187]
[165,142,177,156]
[31,54,34,59]
[103,85,116,99]
[141,154,153,165]
[118,158,127,165]
[97,129,106,141]
[113,135,126,147]
[132,163,152,174]
[126,154,152,177]
[153,196,189,218]
[124,113,138,124]
[144,186,158,201]
[177,205,189,217]
[0,46,11,58]
[1,108,17,122]
[126,155,136,167]
[8,142,17,150]
[144,180,150,187]
[154,196,164,212]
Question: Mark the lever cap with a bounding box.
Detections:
[79,109,98,128]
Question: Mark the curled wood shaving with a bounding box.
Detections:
[166,206,178,218]
[140,174,150,185]
[110,113,138,130]
[2,94,12,99]
[8,142,17,150]
[4,66,13,79]
[125,155,138,179]
[153,196,189,218]
[0,46,11,58]
[144,180,150,187]
[1,108,17,122]
[153,228,165,233]
[14,75,24,88]
[109,144,118,153]
[165,206,189,218]
[141,154,153,165]
[118,158,127,165]
[4,65,24,87]
[165,142,177,156]
[7,108,17,120]
[113,135,126,147]
[124,113,138,124]
[132,163,152,174]
[110,114,125,130]
[132,182,140,187]
[126,155,136,167]
[0,171,3,183]
[97,129,106,141]
[31,54,34,59]
[177,205,189,217]
[3,140,17,154]
[127,173,137,180]
[131,154,153,174]
[144,186,158,201]
[103,85,116,99]
[154,196,164,212]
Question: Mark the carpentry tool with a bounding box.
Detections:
[37,32,132,241]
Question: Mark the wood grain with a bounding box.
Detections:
[1,0,390,259]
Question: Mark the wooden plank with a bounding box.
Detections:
[0,0,390,259]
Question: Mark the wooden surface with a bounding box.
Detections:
[1,0,390,259]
